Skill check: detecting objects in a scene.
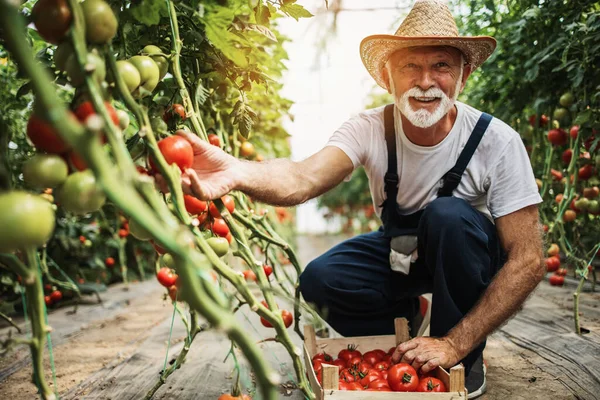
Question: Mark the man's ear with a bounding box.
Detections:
[382,66,392,95]
[459,64,473,93]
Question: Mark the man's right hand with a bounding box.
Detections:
[155,130,241,200]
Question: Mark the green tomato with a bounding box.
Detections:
[128,56,159,96]
[206,237,229,257]
[116,109,130,130]
[141,45,168,80]
[129,218,152,241]
[559,92,575,108]
[161,253,176,269]
[81,0,118,44]
[588,200,600,213]
[0,191,56,252]
[66,51,106,87]
[575,197,590,211]
[553,107,569,122]
[110,60,141,93]
[53,41,73,72]
[56,170,106,214]
[23,154,69,188]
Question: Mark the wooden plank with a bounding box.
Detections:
[316,335,396,357]
[498,293,600,400]
[304,324,317,358]
[304,345,324,400]
[322,364,339,390]
[448,365,465,393]
[322,390,465,399]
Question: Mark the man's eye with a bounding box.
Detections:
[435,62,450,68]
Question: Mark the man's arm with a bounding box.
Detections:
[392,204,545,372]
[179,130,354,206]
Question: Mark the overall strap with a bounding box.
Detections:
[438,112,493,197]
[383,104,398,206]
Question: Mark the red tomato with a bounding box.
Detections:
[75,101,119,126]
[357,361,372,375]
[545,256,561,272]
[163,103,186,122]
[562,149,573,165]
[312,352,333,363]
[242,270,257,282]
[337,380,350,390]
[225,232,233,244]
[260,309,292,328]
[156,267,178,287]
[387,363,419,392]
[312,360,325,374]
[417,377,446,392]
[338,346,361,362]
[49,290,62,302]
[347,356,362,369]
[332,358,346,369]
[105,257,115,267]
[550,169,563,181]
[211,218,230,238]
[207,133,221,147]
[150,135,194,172]
[548,129,568,146]
[118,228,129,238]
[27,114,71,154]
[374,361,390,371]
[183,194,207,215]
[570,125,579,139]
[380,370,388,380]
[549,274,565,286]
[263,265,273,278]
[339,368,356,382]
[579,164,594,180]
[209,195,235,217]
[363,350,382,365]
[168,285,179,302]
[556,268,568,276]
[368,379,391,390]
[45,295,53,306]
[79,235,86,243]
[348,381,364,391]
[359,370,381,387]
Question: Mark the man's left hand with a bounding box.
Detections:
[391,336,461,373]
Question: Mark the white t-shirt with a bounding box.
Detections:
[326,101,542,222]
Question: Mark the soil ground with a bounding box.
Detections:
[1,234,598,399]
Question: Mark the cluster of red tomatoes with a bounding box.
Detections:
[311,345,446,392]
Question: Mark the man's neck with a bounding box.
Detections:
[399,105,458,147]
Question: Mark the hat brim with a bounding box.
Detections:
[360,35,497,89]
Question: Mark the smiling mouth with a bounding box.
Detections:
[412,97,440,103]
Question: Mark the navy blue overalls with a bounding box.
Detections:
[300,104,506,373]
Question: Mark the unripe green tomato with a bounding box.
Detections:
[575,197,590,211]
[129,218,152,241]
[588,200,600,213]
[141,45,168,80]
[522,125,534,140]
[84,239,92,247]
[109,60,141,93]
[116,109,130,130]
[128,56,160,96]
[161,253,176,269]
[23,154,69,188]
[206,237,229,257]
[81,0,118,44]
[56,170,106,214]
[53,41,73,72]
[553,107,569,122]
[66,51,106,87]
[559,92,575,108]
[0,191,56,253]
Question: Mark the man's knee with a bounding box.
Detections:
[420,197,478,237]
[299,256,330,306]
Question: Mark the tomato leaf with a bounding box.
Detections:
[573,109,592,126]
[279,3,313,21]
[130,0,168,26]
[254,4,271,26]
[231,100,257,138]
[202,5,248,68]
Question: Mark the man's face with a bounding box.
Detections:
[383,46,469,128]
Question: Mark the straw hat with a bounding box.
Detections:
[360,0,496,89]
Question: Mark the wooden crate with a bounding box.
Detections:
[304,318,468,399]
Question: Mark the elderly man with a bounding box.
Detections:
[177,0,545,397]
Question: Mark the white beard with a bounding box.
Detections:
[393,68,463,128]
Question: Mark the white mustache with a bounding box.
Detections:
[403,87,447,100]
